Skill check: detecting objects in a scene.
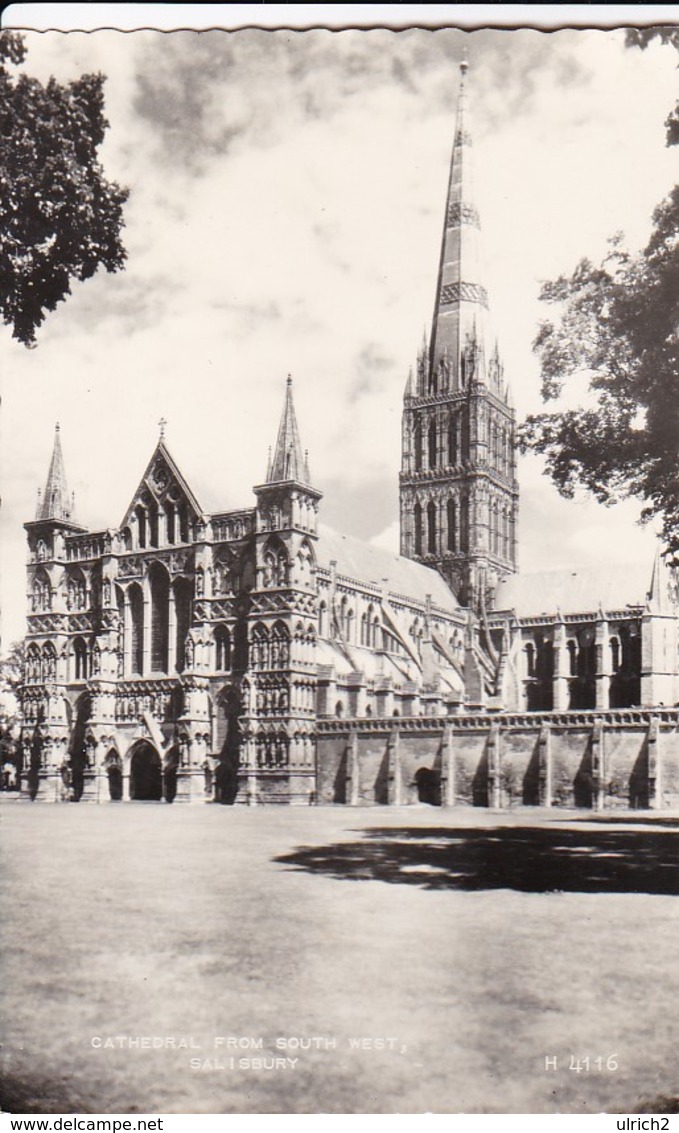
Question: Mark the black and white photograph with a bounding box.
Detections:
[1,6,679,1117]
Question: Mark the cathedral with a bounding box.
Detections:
[19,63,679,809]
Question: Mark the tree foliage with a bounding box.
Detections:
[0,31,128,346]
[625,27,679,146]
[520,29,679,558]
[0,639,24,730]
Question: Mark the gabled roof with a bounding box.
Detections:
[120,440,204,528]
[316,524,460,613]
[494,561,658,618]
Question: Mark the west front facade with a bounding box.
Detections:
[17,63,679,809]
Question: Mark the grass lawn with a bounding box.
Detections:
[1,801,678,1115]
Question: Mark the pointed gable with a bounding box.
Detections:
[120,440,204,530]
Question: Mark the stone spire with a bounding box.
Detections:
[647,543,672,614]
[427,59,497,394]
[267,375,307,484]
[37,423,73,521]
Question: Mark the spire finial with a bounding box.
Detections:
[159,416,167,440]
[460,55,468,77]
[287,373,292,387]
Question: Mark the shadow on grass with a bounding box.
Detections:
[0,1073,87,1115]
[634,1095,679,1114]
[275,823,679,895]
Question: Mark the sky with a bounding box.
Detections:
[1,17,678,648]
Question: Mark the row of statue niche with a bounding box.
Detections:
[195,561,237,598]
[255,733,289,769]
[250,633,290,669]
[262,550,288,589]
[115,692,176,721]
[25,645,56,683]
[255,684,289,715]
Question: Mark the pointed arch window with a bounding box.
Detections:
[491,500,499,555]
[427,500,437,555]
[577,636,596,678]
[448,415,457,465]
[428,419,437,469]
[414,502,423,556]
[165,502,175,544]
[148,501,159,548]
[129,583,144,675]
[135,505,147,549]
[73,636,89,681]
[447,499,457,552]
[178,505,189,543]
[461,407,470,461]
[214,624,232,671]
[460,496,469,553]
[339,594,348,639]
[149,564,170,674]
[414,419,423,472]
[174,577,192,673]
[372,616,380,650]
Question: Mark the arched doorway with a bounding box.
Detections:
[415,766,441,806]
[106,750,123,801]
[129,742,163,801]
[69,692,92,802]
[214,688,242,804]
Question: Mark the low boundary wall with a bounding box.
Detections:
[316,708,679,809]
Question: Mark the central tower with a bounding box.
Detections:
[399,61,518,614]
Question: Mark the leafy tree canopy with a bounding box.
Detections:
[0,639,24,729]
[520,29,679,558]
[625,27,679,146]
[0,30,128,346]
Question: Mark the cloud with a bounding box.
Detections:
[1,26,676,651]
[346,343,394,402]
[126,28,596,177]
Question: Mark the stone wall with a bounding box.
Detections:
[316,708,679,810]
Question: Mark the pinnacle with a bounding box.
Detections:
[267,376,307,485]
[37,423,72,522]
